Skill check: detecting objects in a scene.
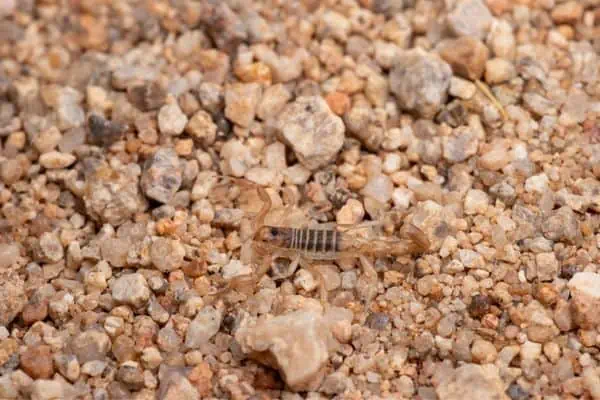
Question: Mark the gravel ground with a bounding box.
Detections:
[0,0,599,399]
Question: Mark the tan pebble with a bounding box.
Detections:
[484,58,516,84]
[325,91,351,116]
[39,151,77,169]
[551,1,583,24]
[20,344,55,379]
[485,0,512,15]
[471,339,497,363]
[336,199,364,225]
[175,139,194,156]
[439,37,489,80]
[235,62,272,84]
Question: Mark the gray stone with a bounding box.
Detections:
[274,96,345,170]
[390,49,452,118]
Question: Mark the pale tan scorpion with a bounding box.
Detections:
[214,178,430,303]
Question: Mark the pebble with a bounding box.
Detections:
[524,173,549,194]
[201,2,247,52]
[439,37,489,80]
[151,237,185,272]
[112,66,157,90]
[464,189,489,215]
[274,96,345,170]
[366,312,390,330]
[141,148,182,204]
[478,146,510,170]
[57,103,85,131]
[70,330,111,363]
[551,1,583,24]
[520,341,542,361]
[390,49,452,118]
[22,300,48,325]
[471,339,497,364]
[294,269,318,292]
[81,360,106,376]
[0,158,23,185]
[158,366,200,400]
[484,58,517,84]
[443,129,478,163]
[447,0,494,39]
[0,277,27,326]
[84,163,148,226]
[20,344,54,379]
[0,374,17,399]
[58,127,86,153]
[39,151,76,169]
[100,237,130,267]
[222,260,252,280]
[319,11,351,42]
[37,232,64,263]
[568,272,600,329]
[185,110,216,144]
[449,77,477,99]
[224,82,262,127]
[0,0,15,18]
[336,199,365,225]
[361,174,394,204]
[29,380,73,400]
[185,306,223,349]
[112,273,150,308]
[256,84,291,121]
[235,310,333,391]
[33,126,62,153]
[0,243,19,269]
[127,81,167,111]
[542,206,579,243]
[88,114,126,147]
[158,103,188,136]
[436,364,507,400]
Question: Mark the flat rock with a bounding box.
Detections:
[274,96,345,170]
[390,49,452,118]
[235,309,334,391]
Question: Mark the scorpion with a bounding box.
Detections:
[214,178,430,304]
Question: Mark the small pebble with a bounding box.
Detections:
[158,103,188,136]
[39,151,76,169]
[141,148,182,204]
[390,49,452,118]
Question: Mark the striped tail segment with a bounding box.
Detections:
[290,228,340,254]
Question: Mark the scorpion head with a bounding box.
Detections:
[255,226,291,247]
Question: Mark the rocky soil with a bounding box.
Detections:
[0,0,599,399]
